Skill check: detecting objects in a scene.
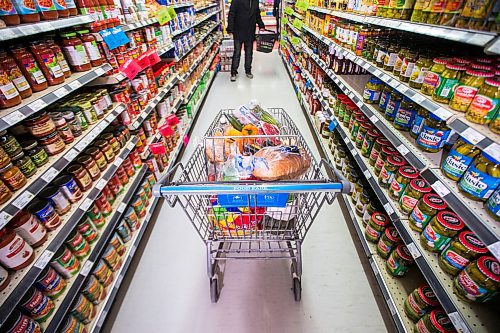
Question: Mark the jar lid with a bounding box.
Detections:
[417,284,439,306]
[399,166,418,178]
[429,309,455,333]
[471,63,493,71]
[385,226,401,242]
[0,162,13,173]
[367,128,380,137]
[39,186,59,199]
[371,212,389,226]
[476,57,493,64]
[476,256,500,283]
[452,57,471,65]
[77,29,91,34]
[10,211,33,228]
[360,122,373,130]
[387,155,405,166]
[10,151,25,161]
[381,146,397,155]
[409,179,432,193]
[60,32,77,38]
[21,140,37,150]
[445,63,466,71]
[423,193,447,210]
[396,244,413,261]
[458,231,488,254]
[376,137,389,145]
[436,211,465,230]
[433,57,448,65]
[465,69,494,77]
[485,78,500,87]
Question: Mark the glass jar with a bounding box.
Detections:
[416,114,450,153]
[421,211,464,252]
[409,193,448,232]
[432,63,466,103]
[29,41,65,86]
[53,174,82,203]
[374,145,397,176]
[0,130,22,157]
[28,199,61,231]
[377,226,401,259]
[361,128,380,158]
[399,49,418,83]
[449,69,494,112]
[415,309,456,333]
[399,178,432,214]
[10,46,48,92]
[365,212,390,243]
[458,152,500,201]
[383,43,400,72]
[85,147,107,171]
[94,140,115,163]
[24,111,57,138]
[52,115,75,144]
[76,155,100,180]
[453,255,500,303]
[386,244,413,277]
[355,189,370,217]
[465,78,500,125]
[486,188,500,221]
[0,180,12,204]
[389,165,419,200]
[369,137,390,166]
[39,186,71,215]
[77,30,103,67]
[421,58,448,96]
[38,131,66,156]
[60,32,91,72]
[410,106,429,139]
[355,122,373,149]
[46,38,71,78]
[0,52,32,99]
[11,151,37,178]
[439,230,488,276]
[21,140,49,167]
[393,97,416,131]
[384,91,403,121]
[343,102,355,127]
[379,155,406,188]
[0,162,27,191]
[334,147,346,170]
[363,77,383,104]
[67,164,93,191]
[404,284,440,323]
[378,85,392,113]
[350,113,364,141]
[62,111,82,137]
[441,137,481,181]
[393,46,408,75]
[375,41,387,68]
[409,54,433,89]
[0,66,21,109]
[0,146,9,170]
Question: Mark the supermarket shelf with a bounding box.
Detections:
[301,25,500,156]
[292,11,303,20]
[0,64,111,132]
[286,21,301,36]
[157,42,176,57]
[0,135,138,327]
[288,48,498,333]
[122,18,157,32]
[88,72,128,86]
[129,74,179,130]
[173,9,220,38]
[43,164,148,333]
[172,2,194,8]
[299,34,500,261]
[0,15,94,41]
[0,103,126,230]
[184,49,219,103]
[195,3,218,12]
[195,9,221,26]
[177,22,221,60]
[307,6,498,51]
[180,37,221,81]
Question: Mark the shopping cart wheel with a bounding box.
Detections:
[210,278,219,303]
[293,277,301,302]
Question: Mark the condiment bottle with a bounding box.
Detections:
[0,52,32,99]
[35,0,59,20]
[10,46,48,92]
[0,67,21,109]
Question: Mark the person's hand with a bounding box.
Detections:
[259,27,265,31]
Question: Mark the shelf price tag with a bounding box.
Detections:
[370,259,379,275]
[356,101,363,108]
[68,80,82,90]
[396,144,409,156]
[115,274,124,289]
[80,260,94,277]
[63,148,79,162]
[383,202,394,215]
[398,85,409,93]
[12,191,34,209]
[412,93,425,103]
[28,99,48,112]
[95,67,106,76]
[3,110,26,125]
[34,250,54,269]
[406,242,422,259]
[484,143,500,163]
[41,167,58,183]
[79,198,93,212]
[461,128,485,145]
[113,157,124,166]
[129,245,137,258]
[431,180,450,197]
[96,311,108,329]
[363,169,372,179]
[386,300,396,316]
[0,212,13,229]
[362,62,370,70]
[53,87,69,98]
[369,114,379,123]
[117,202,127,213]
[487,241,500,261]
[448,312,470,333]
[96,179,107,190]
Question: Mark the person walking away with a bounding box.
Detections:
[227,0,265,81]
[273,0,280,34]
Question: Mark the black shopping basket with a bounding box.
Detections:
[256,29,277,53]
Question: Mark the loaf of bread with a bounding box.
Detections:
[205,134,232,163]
[252,146,311,181]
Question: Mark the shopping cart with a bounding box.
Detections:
[256,29,277,53]
[153,108,351,302]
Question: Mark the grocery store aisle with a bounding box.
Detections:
[104,51,389,333]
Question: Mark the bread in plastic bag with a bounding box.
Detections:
[252,146,311,181]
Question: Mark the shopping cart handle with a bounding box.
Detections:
[321,158,352,194]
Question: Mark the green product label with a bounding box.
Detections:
[434,77,459,99]
[282,16,288,24]
[293,18,303,30]
[156,7,172,25]
[285,7,293,15]
[295,0,309,11]
[291,36,300,45]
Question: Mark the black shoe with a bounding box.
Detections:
[230,75,237,82]
[246,73,253,79]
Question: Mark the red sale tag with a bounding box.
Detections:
[159,124,174,136]
[137,53,151,69]
[166,114,180,125]
[149,142,167,155]
[148,49,161,66]
[183,135,189,146]
[119,58,142,80]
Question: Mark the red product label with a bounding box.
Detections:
[423,72,439,87]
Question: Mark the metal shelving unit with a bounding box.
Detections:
[177,22,221,61]
[180,36,221,81]
[195,2,218,12]
[184,50,219,103]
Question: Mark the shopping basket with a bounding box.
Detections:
[153,108,351,302]
[256,29,277,53]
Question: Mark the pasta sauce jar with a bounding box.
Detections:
[10,46,48,92]
[77,30,103,67]
[0,52,32,98]
[9,211,47,248]
[0,228,35,270]
[0,67,21,109]
[29,41,65,85]
[60,32,91,72]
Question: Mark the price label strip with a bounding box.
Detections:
[406,242,422,259]
[28,99,48,112]
[80,260,94,277]
[431,180,450,197]
[12,191,34,210]
[0,212,13,229]
[3,110,26,125]
[79,198,93,212]
[34,250,54,269]
[68,80,83,90]
[41,167,59,183]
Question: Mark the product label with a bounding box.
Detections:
[379,166,395,186]
[55,53,70,74]
[386,253,408,276]
[40,53,64,79]
[456,267,495,302]
[394,107,416,129]
[422,224,452,251]
[376,50,386,64]
[467,94,499,121]
[0,0,17,14]
[6,314,40,333]
[54,0,66,10]
[417,125,450,149]
[401,61,415,78]
[442,148,473,179]
[35,0,56,12]
[458,164,500,200]
[410,114,425,137]
[22,289,52,319]
[385,98,401,118]
[84,41,101,61]
[423,71,440,88]
[410,66,429,84]
[14,216,46,246]
[0,82,19,101]
[434,77,459,99]
[363,89,381,102]
[486,189,500,217]
[361,137,374,156]
[0,234,33,268]
[64,0,76,8]
[407,292,426,317]
[63,45,90,67]
[385,53,398,68]
[441,245,470,270]
[452,85,478,105]
[410,204,430,230]
[394,55,404,73]
[390,179,406,198]
[365,224,381,241]
[379,91,390,110]
[12,75,30,92]
[377,239,392,256]
[20,58,47,84]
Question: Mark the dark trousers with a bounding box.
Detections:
[231,39,253,75]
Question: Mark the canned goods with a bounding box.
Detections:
[102,245,122,272]
[65,230,91,259]
[28,200,62,231]
[116,165,129,185]
[146,173,156,187]
[95,192,112,217]
[35,267,67,298]
[102,184,115,205]
[110,233,126,256]
[124,207,140,231]
[2,310,42,333]
[71,295,95,324]
[117,221,131,243]
[61,315,86,333]
[76,217,98,244]
[129,150,142,169]
[136,188,149,206]
[131,196,146,218]
[20,287,55,322]
[39,186,72,215]
[93,260,114,287]
[82,275,106,304]
[142,181,152,199]
[53,175,83,203]
[87,203,106,228]
[122,158,135,177]
[50,246,80,279]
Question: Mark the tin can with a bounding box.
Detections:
[136,188,149,206]
[76,217,98,244]
[35,267,67,299]
[71,295,95,324]
[20,287,55,322]
[110,233,126,256]
[116,165,129,185]
[129,150,142,169]
[147,173,156,187]
[124,207,140,231]
[87,203,106,228]
[93,260,114,287]
[142,181,152,199]
[2,310,42,333]
[102,184,115,205]
[117,221,132,243]
[95,192,112,217]
[61,315,86,333]
[50,246,80,278]
[39,186,72,215]
[122,158,135,177]
[82,275,106,304]
[28,199,61,231]
[131,196,146,218]
[102,245,122,272]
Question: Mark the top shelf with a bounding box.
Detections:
[308,6,499,53]
[0,15,93,42]
[195,3,218,12]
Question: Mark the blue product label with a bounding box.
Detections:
[459,164,500,200]
[34,203,56,223]
[64,0,76,8]
[410,114,425,137]
[385,98,401,118]
[394,107,416,129]
[416,125,450,149]
[53,0,67,11]
[379,91,390,111]
[486,189,500,217]
[12,0,37,14]
[442,148,473,179]
[363,89,380,102]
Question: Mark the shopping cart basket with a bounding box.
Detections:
[153,108,351,302]
[256,29,277,53]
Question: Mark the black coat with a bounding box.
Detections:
[227,0,265,42]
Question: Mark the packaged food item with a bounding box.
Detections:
[38,131,66,156]
[458,152,500,201]
[365,212,390,243]
[71,294,95,324]
[82,275,106,304]
[124,207,140,230]
[9,211,47,248]
[23,112,56,138]
[393,97,416,131]
[403,284,439,322]
[0,52,32,98]
[35,266,67,298]
[386,244,413,277]
[409,194,448,232]
[433,63,466,103]
[421,58,448,96]
[361,128,380,158]
[117,221,131,243]
[0,67,21,109]
[363,77,383,104]
[449,69,494,112]
[28,199,61,230]
[453,255,500,303]
[46,38,71,78]
[66,230,90,259]
[87,203,105,228]
[110,233,125,256]
[389,166,419,200]
[53,175,83,203]
[60,32,91,72]
[2,310,42,333]
[40,186,72,215]
[355,189,370,217]
[441,138,481,181]
[131,196,146,218]
[439,231,488,276]
[374,146,397,176]
[415,309,456,333]
[465,78,499,125]
[0,228,35,270]
[102,244,122,271]
[416,114,450,153]
[378,155,406,188]
[369,137,390,166]
[377,226,401,259]
[95,192,112,216]
[252,146,311,181]
[76,155,101,181]
[384,91,403,121]
[409,53,432,89]
[0,162,27,191]
[378,85,392,113]
[0,0,21,25]
[76,217,98,244]
[355,122,373,149]
[77,30,103,67]
[85,147,107,171]
[61,315,87,333]
[30,41,65,85]
[50,246,80,278]
[20,287,55,322]
[11,151,37,178]
[68,163,94,191]
[486,188,500,221]
[93,259,114,286]
[362,202,378,227]
[421,211,465,252]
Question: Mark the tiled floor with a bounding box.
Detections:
[104,51,388,333]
